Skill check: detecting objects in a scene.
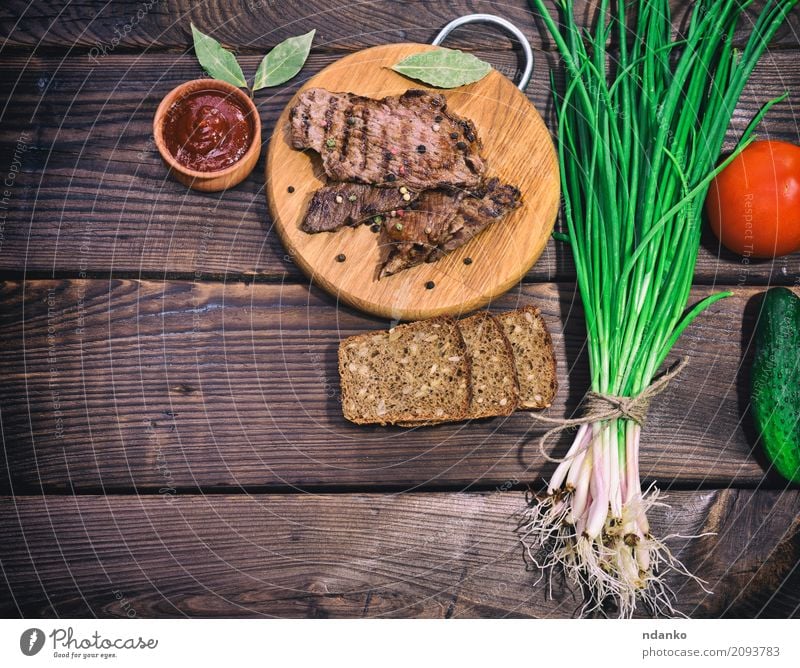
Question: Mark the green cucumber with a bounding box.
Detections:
[751,287,800,484]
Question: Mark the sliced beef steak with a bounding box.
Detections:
[290,88,485,190]
[301,183,420,233]
[380,178,521,277]
[379,190,464,275]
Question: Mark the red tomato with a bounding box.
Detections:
[706,139,800,258]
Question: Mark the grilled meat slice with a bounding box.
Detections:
[290,88,485,190]
[301,183,420,233]
[380,190,464,275]
[380,178,521,277]
[440,179,521,252]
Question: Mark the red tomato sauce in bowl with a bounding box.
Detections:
[163,89,254,172]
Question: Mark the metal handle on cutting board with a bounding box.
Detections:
[432,14,534,91]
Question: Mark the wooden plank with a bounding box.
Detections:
[0,490,797,617]
[0,51,566,282]
[0,278,788,491]
[1,0,797,52]
[1,52,798,282]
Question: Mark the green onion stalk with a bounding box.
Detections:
[521,0,796,616]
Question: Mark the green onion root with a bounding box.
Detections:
[519,419,712,617]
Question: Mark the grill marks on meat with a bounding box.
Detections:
[289,88,521,277]
[290,88,485,190]
[380,178,521,277]
[441,179,521,253]
[379,190,463,276]
[301,183,420,233]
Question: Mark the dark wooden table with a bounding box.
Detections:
[1,1,799,618]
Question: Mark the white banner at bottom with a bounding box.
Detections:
[1,618,798,667]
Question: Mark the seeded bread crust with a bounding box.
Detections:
[494,306,557,409]
[459,312,520,418]
[338,317,471,425]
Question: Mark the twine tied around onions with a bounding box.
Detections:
[533,357,689,463]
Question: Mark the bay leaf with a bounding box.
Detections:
[190,23,247,88]
[391,48,492,88]
[253,30,316,90]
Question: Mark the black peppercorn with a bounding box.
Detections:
[425,281,435,290]
[386,173,397,182]
[370,224,380,233]
[456,141,467,150]
[335,253,346,263]
[463,257,473,265]
[466,133,475,142]
[287,185,295,193]
[434,115,443,122]
[416,144,426,153]
[450,132,459,139]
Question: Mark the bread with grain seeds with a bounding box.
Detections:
[338,317,471,425]
[494,306,557,409]
[459,312,520,418]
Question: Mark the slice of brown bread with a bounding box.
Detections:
[338,317,471,425]
[458,312,519,419]
[494,306,557,409]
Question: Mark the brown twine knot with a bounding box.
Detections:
[533,357,689,464]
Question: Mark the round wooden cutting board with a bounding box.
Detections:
[266,43,559,321]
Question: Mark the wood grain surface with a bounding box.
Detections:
[267,43,559,319]
[0,278,788,492]
[1,490,797,618]
[0,52,797,282]
[1,0,797,53]
[1,0,799,620]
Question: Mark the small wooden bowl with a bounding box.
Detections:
[153,79,261,192]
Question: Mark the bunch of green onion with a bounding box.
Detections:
[522,0,796,616]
